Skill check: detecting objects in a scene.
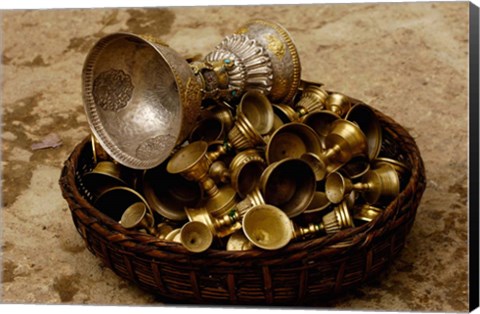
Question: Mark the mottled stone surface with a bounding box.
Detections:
[0,2,470,311]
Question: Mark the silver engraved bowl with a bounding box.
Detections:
[82,33,202,170]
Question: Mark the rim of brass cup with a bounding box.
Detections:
[302,110,341,149]
[242,204,293,250]
[227,91,274,150]
[266,122,322,164]
[325,92,351,117]
[189,116,226,144]
[353,204,383,224]
[94,186,153,222]
[345,103,383,160]
[229,149,266,198]
[82,160,129,197]
[119,202,155,234]
[272,103,298,123]
[322,119,369,173]
[294,85,329,114]
[260,158,316,217]
[142,162,202,221]
[180,221,214,253]
[165,228,182,242]
[226,231,254,251]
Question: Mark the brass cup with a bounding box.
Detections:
[180,221,214,253]
[229,149,266,198]
[345,103,383,160]
[300,152,327,182]
[142,162,202,222]
[242,204,293,250]
[324,92,351,117]
[235,186,266,217]
[120,202,155,234]
[372,157,410,189]
[260,158,316,217]
[82,160,129,197]
[294,85,329,115]
[185,206,241,238]
[353,204,383,224]
[321,119,369,173]
[94,186,152,222]
[227,91,274,150]
[206,102,235,131]
[189,117,226,144]
[302,110,341,150]
[326,165,400,205]
[226,231,254,251]
[266,122,322,164]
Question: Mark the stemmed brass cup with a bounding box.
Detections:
[179,221,214,253]
[324,92,351,117]
[302,110,341,150]
[266,122,322,164]
[345,103,382,160]
[167,140,236,217]
[229,149,266,198]
[325,164,400,205]
[120,202,156,234]
[372,157,410,189]
[301,119,369,180]
[294,84,329,116]
[227,90,275,150]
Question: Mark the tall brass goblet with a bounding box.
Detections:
[166,140,236,218]
[325,164,400,205]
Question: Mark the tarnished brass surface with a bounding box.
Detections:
[295,85,329,114]
[94,186,152,222]
[302,110,341,149]
[82,161,128,197]
[304,191,331,214]
[189,117,226,144]
[353,204,383,223]
[229,149,266,198]
[119,202,155,234]
[226,231,254,251]
[324,92,351,117]
[185,206,241,238]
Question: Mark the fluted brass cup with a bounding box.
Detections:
[294,84,329,115]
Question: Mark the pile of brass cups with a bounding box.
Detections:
[83,84,411,253]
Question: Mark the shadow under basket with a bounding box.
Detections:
[59,108,426,306]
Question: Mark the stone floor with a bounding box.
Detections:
[0,2,471,312]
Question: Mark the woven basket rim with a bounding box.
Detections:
[60,107,426,263]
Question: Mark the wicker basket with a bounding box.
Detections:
[59,107,426,306]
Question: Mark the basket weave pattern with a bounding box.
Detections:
[59,108,426,305]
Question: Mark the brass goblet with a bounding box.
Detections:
[227,90,275,150]
[120,202,156,234]
[229,149,266,198]
[372,157,410,189]
[167,140,236,217]
[165,228,182,242]
[324,92,351,117]
[304,119,369,180]
[266,122,322,164]
[272,103,300,123]
[345,103,383,160]
[294,84,329,116]
[325,164,400,205]
[260,158,316,217]
[179,221,214,253]
[83,20,301,170]
[302,110,341,150]
[293,200,354,238]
